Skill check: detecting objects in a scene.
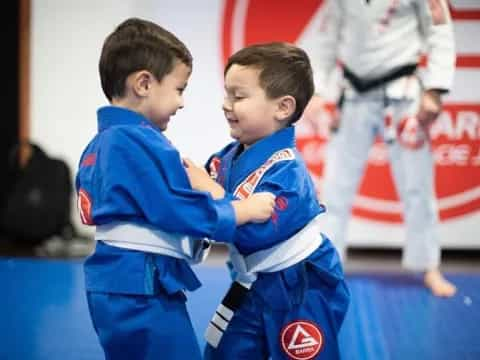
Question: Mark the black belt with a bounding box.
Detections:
[343,64,418,93]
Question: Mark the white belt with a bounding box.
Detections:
[229,214,324,285]
[95,222,210,264]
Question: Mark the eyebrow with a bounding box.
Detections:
[224,84,245,91]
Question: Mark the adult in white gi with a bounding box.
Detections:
[309,0,456,296]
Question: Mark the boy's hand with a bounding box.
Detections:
[183,158,225,199]
[233,192,276,225]
[247,192,276,222]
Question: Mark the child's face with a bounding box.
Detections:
[145,61,191,130]
[223,64,283,147]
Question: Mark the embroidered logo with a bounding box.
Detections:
[280,320,323,360]
[275,196,288,210]
[77,189,93,225]
[233,149,295,199]
[272,196,289,225]
[209,157,222,181]
[81,153,96,167]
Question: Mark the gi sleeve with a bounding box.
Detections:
[228,162,319,254]
[96,126,236,242]
[205,147,237,202]
[416,0,456,92]
[309,0,344,97]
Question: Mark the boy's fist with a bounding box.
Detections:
[245,192,276,223]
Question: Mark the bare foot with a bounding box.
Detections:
[424,269,457,297]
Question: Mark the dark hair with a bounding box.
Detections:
[225,42,314,124]
[99,18,192,101]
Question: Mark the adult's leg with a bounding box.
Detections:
[319,98,382,260]
[387,98,456,297]
[87,291,202,359]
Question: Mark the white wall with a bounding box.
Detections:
[31,0,230,233]
[31,0,230,167]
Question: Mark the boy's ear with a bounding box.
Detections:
[275,95,296,122]
[131,70,153,97]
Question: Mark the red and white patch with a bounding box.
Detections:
[77,189,93,225]
[209,157,222,181]
[81,153,96,167]
[280,320,323,360]
[233,149,295,199]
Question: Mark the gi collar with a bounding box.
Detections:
[229,126,297,185]
[97,106,161,132]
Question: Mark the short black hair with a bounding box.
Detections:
[225,42,314,124]
[99,18,192,101]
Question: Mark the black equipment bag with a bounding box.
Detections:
[0,143,73,244]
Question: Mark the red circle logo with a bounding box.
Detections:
[280,320,323,360]
[221,1,480,223]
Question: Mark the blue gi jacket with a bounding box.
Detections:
[76,106,237,295]
[206,127,343,312]
[207,126,325,256]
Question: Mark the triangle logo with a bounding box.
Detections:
[280,320,323,360]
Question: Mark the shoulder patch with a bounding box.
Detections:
[81,153,96,167]
[77,189,93,225]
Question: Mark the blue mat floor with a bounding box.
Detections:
[1,258,479,359]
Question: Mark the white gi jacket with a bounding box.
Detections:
[311,0,455,95]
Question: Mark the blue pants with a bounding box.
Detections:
[204,238,350,359]
[87,291,201,359]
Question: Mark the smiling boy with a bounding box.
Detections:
[186,42,350,359]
